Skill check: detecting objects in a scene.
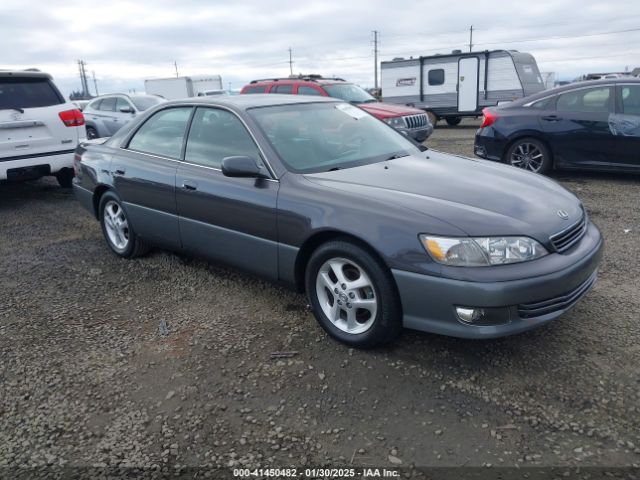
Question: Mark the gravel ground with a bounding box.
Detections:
[1,120,639,478]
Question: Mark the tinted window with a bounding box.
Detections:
[98,97,116,112]
[0,77,63,109]
[272,85,293,94]
[529,96,556,109]
[556,87,612,113]
[116,97,132,112]
[428,69,445,86]
[128,107,192,159]
[621,85,640,115]
[244,86,266,94]
[185,108,261,169]
[298,86,322,96]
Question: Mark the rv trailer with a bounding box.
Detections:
[381,50,545,125]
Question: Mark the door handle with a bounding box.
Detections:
[541,115,562,122]
[182,180,198,191]
[112,168,126,176]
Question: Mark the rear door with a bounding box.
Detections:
[609,83,640,170]
[176,106,279,279]
[458,57,480,113]
[0,75,78,159]
[540,85,614,169]
[114,106,193,249]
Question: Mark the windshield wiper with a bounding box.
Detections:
[327,166,341,172]
[385,153,409,161]
[2,107,25,114]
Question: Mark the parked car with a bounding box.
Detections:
[474,79,640,173]
[1,70,85,187]
[82,93,165,139]
[241,75,433,141]
[73,95,602,348]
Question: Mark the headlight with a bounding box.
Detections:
[384,117,405,128]
[420,235,548,266]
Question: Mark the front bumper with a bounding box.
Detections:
[392,223,603,339]
[398,124,433,142]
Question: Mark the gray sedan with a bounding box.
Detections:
[72,95,602,348]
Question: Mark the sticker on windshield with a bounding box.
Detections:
[335,103,368,120]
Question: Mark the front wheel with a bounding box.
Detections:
[98,191,149,258]
[445,116,462,126]
[305,240,402,348]
[86,126,98,139]
[506,137,552,174]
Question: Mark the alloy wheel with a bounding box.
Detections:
[103,201,130,251]
[510,142,544,172]
[315,257,378,334]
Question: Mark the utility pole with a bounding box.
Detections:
[92,70,99,96]
[469,25,474,52]
[77,60,90,99]
[174,61,179,78]
[288,48,293,76]
[372,30,379,90]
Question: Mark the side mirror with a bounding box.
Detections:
[119,107,134,113]
[221,156,269,179]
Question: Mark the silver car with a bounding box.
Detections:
[82,94,165,138]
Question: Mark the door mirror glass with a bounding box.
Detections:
[119,106,134,113]
[221,156,268,178]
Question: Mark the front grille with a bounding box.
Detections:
[517,272,596,319]
[550,214,587,253]
[403,114,428,129]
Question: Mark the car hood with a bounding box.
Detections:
[358,102,425,118]
[304,150,583,242]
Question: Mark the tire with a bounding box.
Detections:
[426,111,438,127]
[86,126,98,139]
[98,191,149,258]
[55,168,74,188]
[305,239,402,348]
[445,116,462,126]
[505,137,552,174]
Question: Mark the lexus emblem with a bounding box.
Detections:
[557,210,569,220]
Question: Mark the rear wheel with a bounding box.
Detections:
[506,137,552,174]
[86,126,98,139]
[305,240,402,348]
[55,168,74,188]
[445,116,462,126]
[98,191,149,258]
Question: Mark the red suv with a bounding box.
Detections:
[241,75,433,142]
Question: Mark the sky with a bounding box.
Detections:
[1,0,639,97]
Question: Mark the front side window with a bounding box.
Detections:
[556,87,612,113]
[116,97,133,112]
[127,107,192,159]
[249,102,420,174]
[185,108,261,169]
[621,85,640,115]
[130,96,164,111]
[272,84,293,94]
[98,97,116,112]
[428,69,445,86]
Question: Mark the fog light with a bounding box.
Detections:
[456,306,485,323]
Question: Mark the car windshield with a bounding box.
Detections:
[323,84,377,104]
[130,96,164,111]
[248,102,421,174]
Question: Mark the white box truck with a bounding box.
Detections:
[144,75,224,100]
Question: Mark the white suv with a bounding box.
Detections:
[1,70,86,187]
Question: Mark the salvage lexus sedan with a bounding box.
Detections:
[73,95,603,348]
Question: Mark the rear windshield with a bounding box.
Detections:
[0,77,64,110]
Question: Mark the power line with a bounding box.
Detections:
[477,27,640,46]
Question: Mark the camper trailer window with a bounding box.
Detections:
[428,69,445,86]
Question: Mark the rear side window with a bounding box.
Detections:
[298,86,322,96]
[128,107,192,159]
[244,86,266,94]
[428,69,445,86]
[621,85,640,115]
[0,76,63,109]
[272,85,293,94]
[529,96,556,109]
[556,87,612,113]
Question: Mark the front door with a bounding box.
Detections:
[540,86,614,169]
[176,107,279,279]
[113,106,193,249]
[458,57,479,113]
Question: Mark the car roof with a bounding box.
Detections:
[507,78,640,106]
[247,76,348,87]
[0,70,52,80]
[162,94,340,110]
